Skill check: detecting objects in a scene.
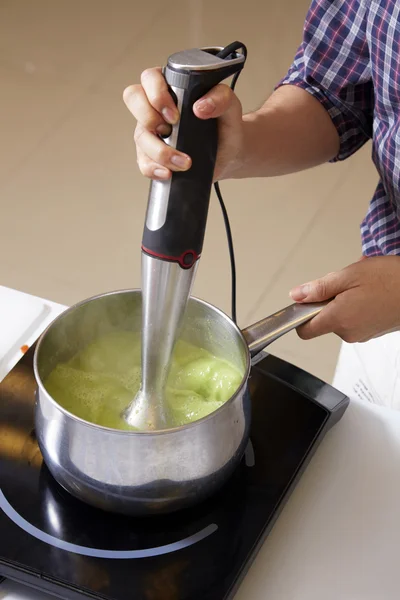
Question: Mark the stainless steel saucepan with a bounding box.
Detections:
[34,289,326,516]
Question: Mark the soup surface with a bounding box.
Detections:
[44,331,243,430]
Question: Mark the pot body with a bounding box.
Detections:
[34,290,251,516]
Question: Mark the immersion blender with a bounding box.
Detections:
[124,44,246,430]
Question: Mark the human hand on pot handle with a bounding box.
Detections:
[290,256,400,343]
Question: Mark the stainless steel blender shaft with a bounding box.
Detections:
[124,254,196,429]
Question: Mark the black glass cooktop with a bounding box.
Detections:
[0,346,348,600]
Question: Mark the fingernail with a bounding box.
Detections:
[162,107,178,124]
[171,154,190,169]
[194,98,215,115]
[290,284,310,301]
[156,123,171,137]
[154,168,169,179]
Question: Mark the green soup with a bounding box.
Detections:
[44,331,243,430]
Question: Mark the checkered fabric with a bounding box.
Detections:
[279,0,400,255]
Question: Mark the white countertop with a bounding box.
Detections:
[1,286,399,599]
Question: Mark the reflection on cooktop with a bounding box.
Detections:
[0,439,254,559]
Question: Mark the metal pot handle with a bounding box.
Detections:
[242,301,329,357]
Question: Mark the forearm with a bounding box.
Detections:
[229,85,340,179]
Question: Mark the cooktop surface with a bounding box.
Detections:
[0,347,348,600]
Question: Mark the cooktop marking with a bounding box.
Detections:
[0,490,218,559]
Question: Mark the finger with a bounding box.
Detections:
[136,147,171,180]
[290,270,352,303]
[296,305,336,340]
[193,84,237,119]
[123,84,171,136]
[134,125,191,172]
[140,67,180,125]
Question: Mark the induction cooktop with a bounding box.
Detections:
[0,346,349,600]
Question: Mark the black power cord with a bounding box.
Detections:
[214,180,237,322]
[214,42,248,325]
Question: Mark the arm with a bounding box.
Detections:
[228,85,340,179]
[124,0,373,185]
[228,0,373,179]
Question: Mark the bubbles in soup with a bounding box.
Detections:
[44,331,243,430]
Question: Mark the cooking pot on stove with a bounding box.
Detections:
[34,289,325,516]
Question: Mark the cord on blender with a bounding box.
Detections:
[215,42,248,325]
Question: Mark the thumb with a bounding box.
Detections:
[193,84,240,120]
[290,270,350,303]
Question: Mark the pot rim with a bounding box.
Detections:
[33,288,251,436]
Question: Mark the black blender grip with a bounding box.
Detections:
[142,60,244,269]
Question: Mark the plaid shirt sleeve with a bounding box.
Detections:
[277,0,374,161]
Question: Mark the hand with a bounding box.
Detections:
[123,67,244,182]
[289,256,400,343]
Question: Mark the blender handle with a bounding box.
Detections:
[142,48,245,269]
[242,301,330,358]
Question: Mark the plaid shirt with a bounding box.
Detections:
[279,0,400,256]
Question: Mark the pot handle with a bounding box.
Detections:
[242,301,329,357]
